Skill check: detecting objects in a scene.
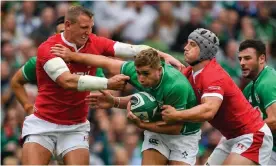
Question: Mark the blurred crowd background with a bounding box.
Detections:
[1,1,276,165]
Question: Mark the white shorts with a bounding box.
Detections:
[22,114,90,158]
[269,150,276,165]
[142,130,201,165]
[206,124,273,165]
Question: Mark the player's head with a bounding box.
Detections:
[134,48,162,88]
[184,28,219,66]
[64,5,94,47]
[238,39,266,79]
[55,16,65,33]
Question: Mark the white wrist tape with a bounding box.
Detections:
[43,57,70,81]
[114,42,151,59]
[77,75,108,91]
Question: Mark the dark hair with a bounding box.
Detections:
[239,39,266,58]
[65,5,93,24]
[134,48,160,69]
[55,16,65,27]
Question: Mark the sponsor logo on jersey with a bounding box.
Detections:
[208,86,221,91]
[149,138,159,145]
[74,71,90,76]
[248,96,252,103]
[255,93,260,104]
[83,135,89,142]
[182,151,188,159]
[236,143,246,151]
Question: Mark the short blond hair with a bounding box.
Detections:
[134,48,160,69]
[65,5,93,23]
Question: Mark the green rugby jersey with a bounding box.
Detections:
[22,56,37,83]
[121,61,201,135]
[243,66,276,151]
[21,57,105,82]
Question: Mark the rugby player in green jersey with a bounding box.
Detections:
[239,39,276,164]
[50,46,201,165]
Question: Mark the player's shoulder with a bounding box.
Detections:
[28,56,37,64]
[258,66,276,86]
[38,34,61,50]
[202,59,227,81]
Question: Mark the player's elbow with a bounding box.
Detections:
[202,111,216,121]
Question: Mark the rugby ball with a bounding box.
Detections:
[130,92,159,122]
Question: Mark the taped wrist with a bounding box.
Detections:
[77,75,108,91]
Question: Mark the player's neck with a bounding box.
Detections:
[253,63,266,80]
[191,60,209,73]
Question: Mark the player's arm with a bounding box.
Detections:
[44,57,129,91]
[163,97,222,123]
[135,119,182,135]
[162,80,224,123]
[11,69,33,115]
[51,44,124,76]
[86,90,132,109]
[113,42,184,70]
[259,81,276,132]
[265,103,276,132]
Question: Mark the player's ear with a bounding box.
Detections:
[259,54,266,64]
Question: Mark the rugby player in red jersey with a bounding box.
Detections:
[161,28,273,165]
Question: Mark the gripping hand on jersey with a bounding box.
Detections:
[107,74,129,90]
[50,44,74,62]
[161,105,182,124]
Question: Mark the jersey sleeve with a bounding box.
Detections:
[97,36,116,57]
[259,81,276,109]
[22,56,37,82]
[201,76,224,100]
[37,43,59,66]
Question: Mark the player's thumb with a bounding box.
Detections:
[161,105,169,110]
[119,74,130,81]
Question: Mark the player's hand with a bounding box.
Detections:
[85,90,114,109]
[24,104,34,115]
[162,54,185,71]
[50,44,73,62]
[161,105,182,124]
[127,102,142,127]
[107,74,129,90]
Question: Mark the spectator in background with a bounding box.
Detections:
[16,1,40,38]
[30,6,55,46]
[56,2,69,18]
[219,40,242,86]
[237,16,256,42]
[254,3,276,43]
[2,40,21,70]
[1,13,18,44]
[209,19,228,49]
[1,108,21,164]
[154,1,179,47]
[171,7,204,52]
[225,9,239,40]
[17,38,36,64]
[172,1,192,25]
[121,1,158,44]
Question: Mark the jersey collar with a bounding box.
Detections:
[192,68,204,81]
[61,32,89,52]
[254,66,268,83]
